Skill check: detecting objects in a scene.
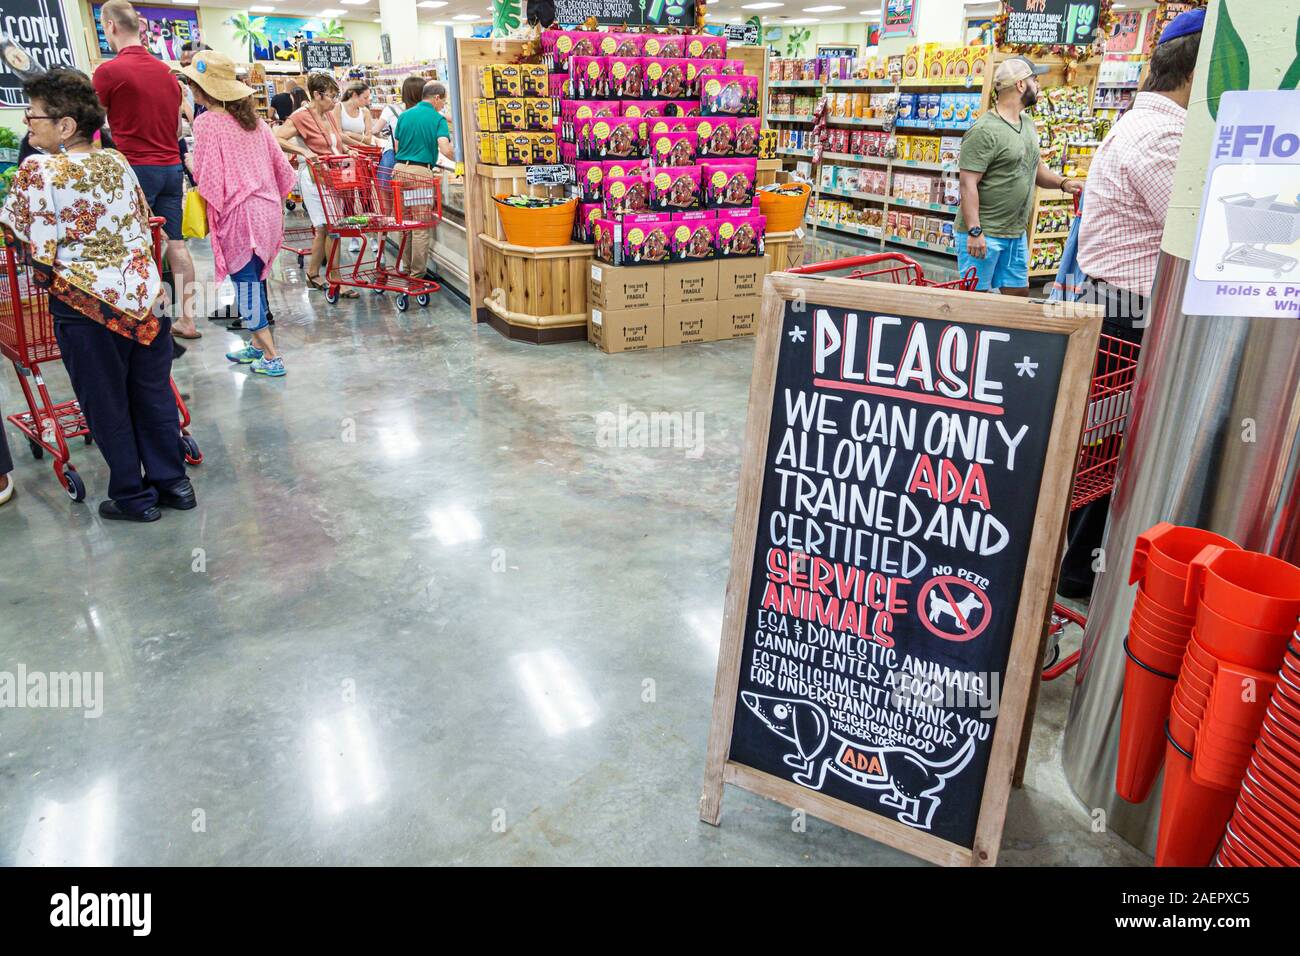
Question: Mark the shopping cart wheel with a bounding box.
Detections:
[63,468,85,502]
[181,435,203,466]
[1216,263,1225,271]
[1043,643,1061,671]
[84,435,93,445]
[325,286,340,305]
[297,254,305,269]
[287,201,297,211]
[396,293,409,312]
[416,293,430,308]
[28,439,43,460]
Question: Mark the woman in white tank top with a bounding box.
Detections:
[336,81,374,149]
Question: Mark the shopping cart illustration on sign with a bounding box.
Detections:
[1217,192,1300,277]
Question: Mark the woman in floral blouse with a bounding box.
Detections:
[0,69,191,523]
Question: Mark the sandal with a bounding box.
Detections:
[306,275,329,291]
[171,326,202,340]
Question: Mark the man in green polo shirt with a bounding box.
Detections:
[393,81,453,277]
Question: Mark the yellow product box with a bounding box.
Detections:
[480,65,496,97]
[492,133,532,166]
[528,132,558,164]
[492,63,523,98]
[496,98,526,132]
[921,137,940,164]
[477,132,495,164]
[523,64,548,97]
[525,97,553,131]
[477,98,499,132]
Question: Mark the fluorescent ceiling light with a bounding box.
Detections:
[249,4,276,11]
[804,5,844,10]
[340,0,369,5]
[319,9,347,16]
[453,13,481,19]
[171,0,197,5]
[417,1,449,6]
[785,17,821,23]
[742,2,783,8]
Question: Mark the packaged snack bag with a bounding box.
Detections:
[703,159,757,208]
[644,58,691,99]
[571,56,607,98]
[714,210,766,258]
[642,33,684,57]
[687,34,727,59]
[608,57,646,98]
[604,175,652,217]
[670,215,717,261]
[733,118,761,157]
[574,202,603,243]
[696,117,737,158]
[651,165,703,212]
[701,75,759,116]
[648,130,699,167]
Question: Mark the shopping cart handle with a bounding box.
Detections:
[788,252,921,275]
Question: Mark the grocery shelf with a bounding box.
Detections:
[1033,231,1070,240]
[820,152,956,173]
[882,233,958,258]
[766,113,814,123]
[819,186,891,203]
[823,151,889,166]
[829,116,888,127]
[768,80,824,89]
[807,218,883,241]
[778,147,815,157]
[889,196,959,215]
[826,78,898,89]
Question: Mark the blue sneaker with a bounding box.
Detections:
[250,356,286,377]
[226,345,264,364]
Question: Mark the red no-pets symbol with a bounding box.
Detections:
[917,576,991,642]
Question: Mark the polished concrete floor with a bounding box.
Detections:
[0,241,1146,866]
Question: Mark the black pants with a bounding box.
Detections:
[1059,280,1148,595]
[52,298,186,513]
[0,399,12,476]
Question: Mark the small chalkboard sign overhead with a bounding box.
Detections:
[724,22,761,46]
[1000,0,1102,48]
[700,274,1101,866]
[554,0,695,28]
[301,40,354,72]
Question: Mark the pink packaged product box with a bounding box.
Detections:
[669,101,701,117]
[564,99,617,143]
[648,130,698,167]
[574,159,605,202]
[647,115,704,136]
[544,30,601,72]
[571,56,608,98]
[721,59,746,76]
[586,114,645,161]
[643,58,691,99]
[697,117,737,158]
[688,59,725,94]
[574,202,603,243]
[603,175,652,218]
[621,100,675,119]
[672,210,716,222]
[670,216,717,261]
[714,209,767,258]
[650,165,703,212]
[685,34,727,59]
[704,159,758,208]
[603,158,648,180]
[733,118,761,157]
[560,140,577,164]
[641,34,684,57]
[608,56,646,98]
[599,32,643,56]
[548,73,568,100]
[594,213,674,266]
[701,74,760,116]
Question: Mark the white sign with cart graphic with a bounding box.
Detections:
[1183,90,1300,318]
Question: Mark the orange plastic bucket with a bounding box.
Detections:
[1186,546,1300,634]
[1130,602,1192,647]
[757,183,811,232]
[1130,523,1240,611]
[1156,731,1239,867]
[1168,701,1198,751]
[1194,598,1292,669]
[1118,639,1179,803]
[1135,585,1196,629]
[494,195,578,247]
[1127,624,1186,673]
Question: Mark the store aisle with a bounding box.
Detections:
[0,248,1143,866]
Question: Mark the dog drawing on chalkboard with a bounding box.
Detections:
[927,590,983,629]
[740,692,977,831]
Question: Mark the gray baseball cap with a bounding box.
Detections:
[993,56,1050,92]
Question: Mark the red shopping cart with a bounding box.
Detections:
[788,252,1141,678]
[0,217,201,502]
[307,153,442,312]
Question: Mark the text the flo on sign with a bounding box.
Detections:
[702,275,1099,865]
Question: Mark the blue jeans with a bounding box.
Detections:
[132,163,185,241]
[231,255,269,332]
[955,232,1029,291]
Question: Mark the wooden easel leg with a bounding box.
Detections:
[699,761,724,825]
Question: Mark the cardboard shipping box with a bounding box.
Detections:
[590,263,665,311]
[718,257,768,300]
[590,306,664,353]
[663,261,719,306]
[664,301,720,347]
[717,298,760,339]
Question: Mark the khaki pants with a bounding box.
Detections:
[393,162,436,276]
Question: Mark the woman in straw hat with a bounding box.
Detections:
[180,50,295,377]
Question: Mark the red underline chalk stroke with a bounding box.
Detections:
[811,378,1005,416]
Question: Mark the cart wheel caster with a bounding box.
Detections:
[84,435,93,445]
[64,468,85,502]
[181,435,203,466]
[287,201,297,211]
[326,286,340,305]
[416,293,430,307]
[1043,643,1060,671]
[1216,263,1224,271]
[396,293,409,312]
[28,439,43,460]
[373,288,385,295]
[297,254,305,269]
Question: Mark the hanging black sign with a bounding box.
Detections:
[300,40,353,72]
[0,1,78,108]
[1000,0,1101,48]
[724,23,760,46]
[702,276,1100,865]
[554,0,695,28]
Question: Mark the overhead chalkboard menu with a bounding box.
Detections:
[1000,0,1101,48]
[301,40,353,72]
[724,22,760,46]
[554,0,694,28]
[701,274,1100,866]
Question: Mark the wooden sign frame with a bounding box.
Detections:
[700,274,1102,867]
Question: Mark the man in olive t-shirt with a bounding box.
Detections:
[955,56,1084,294]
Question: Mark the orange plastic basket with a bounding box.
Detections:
[758,183,811,232]
[494,195,577,247]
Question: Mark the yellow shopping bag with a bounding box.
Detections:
[182,190,208,240]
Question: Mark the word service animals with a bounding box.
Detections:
[728,299,1067,847]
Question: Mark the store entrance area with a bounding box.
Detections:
[0,251,1147,867]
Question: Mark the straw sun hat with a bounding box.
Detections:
[178,51,255,103]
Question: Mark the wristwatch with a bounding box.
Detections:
[968,226,983,238]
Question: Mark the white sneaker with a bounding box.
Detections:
[0,475,13,507]
[348,238,360,254]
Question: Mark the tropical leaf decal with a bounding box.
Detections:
[1280,16,1300,89]
[493,0,520,36]
[785,26,811,58]
[747,14,763,45]
[1206,1,1249,119]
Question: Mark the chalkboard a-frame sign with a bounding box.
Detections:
[700,274,1101,866]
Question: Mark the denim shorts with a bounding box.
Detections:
[230,255,268,332]
[132,164,185,241]
[955,231,1029,291]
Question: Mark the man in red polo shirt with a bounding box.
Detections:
[93,0,199,340]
